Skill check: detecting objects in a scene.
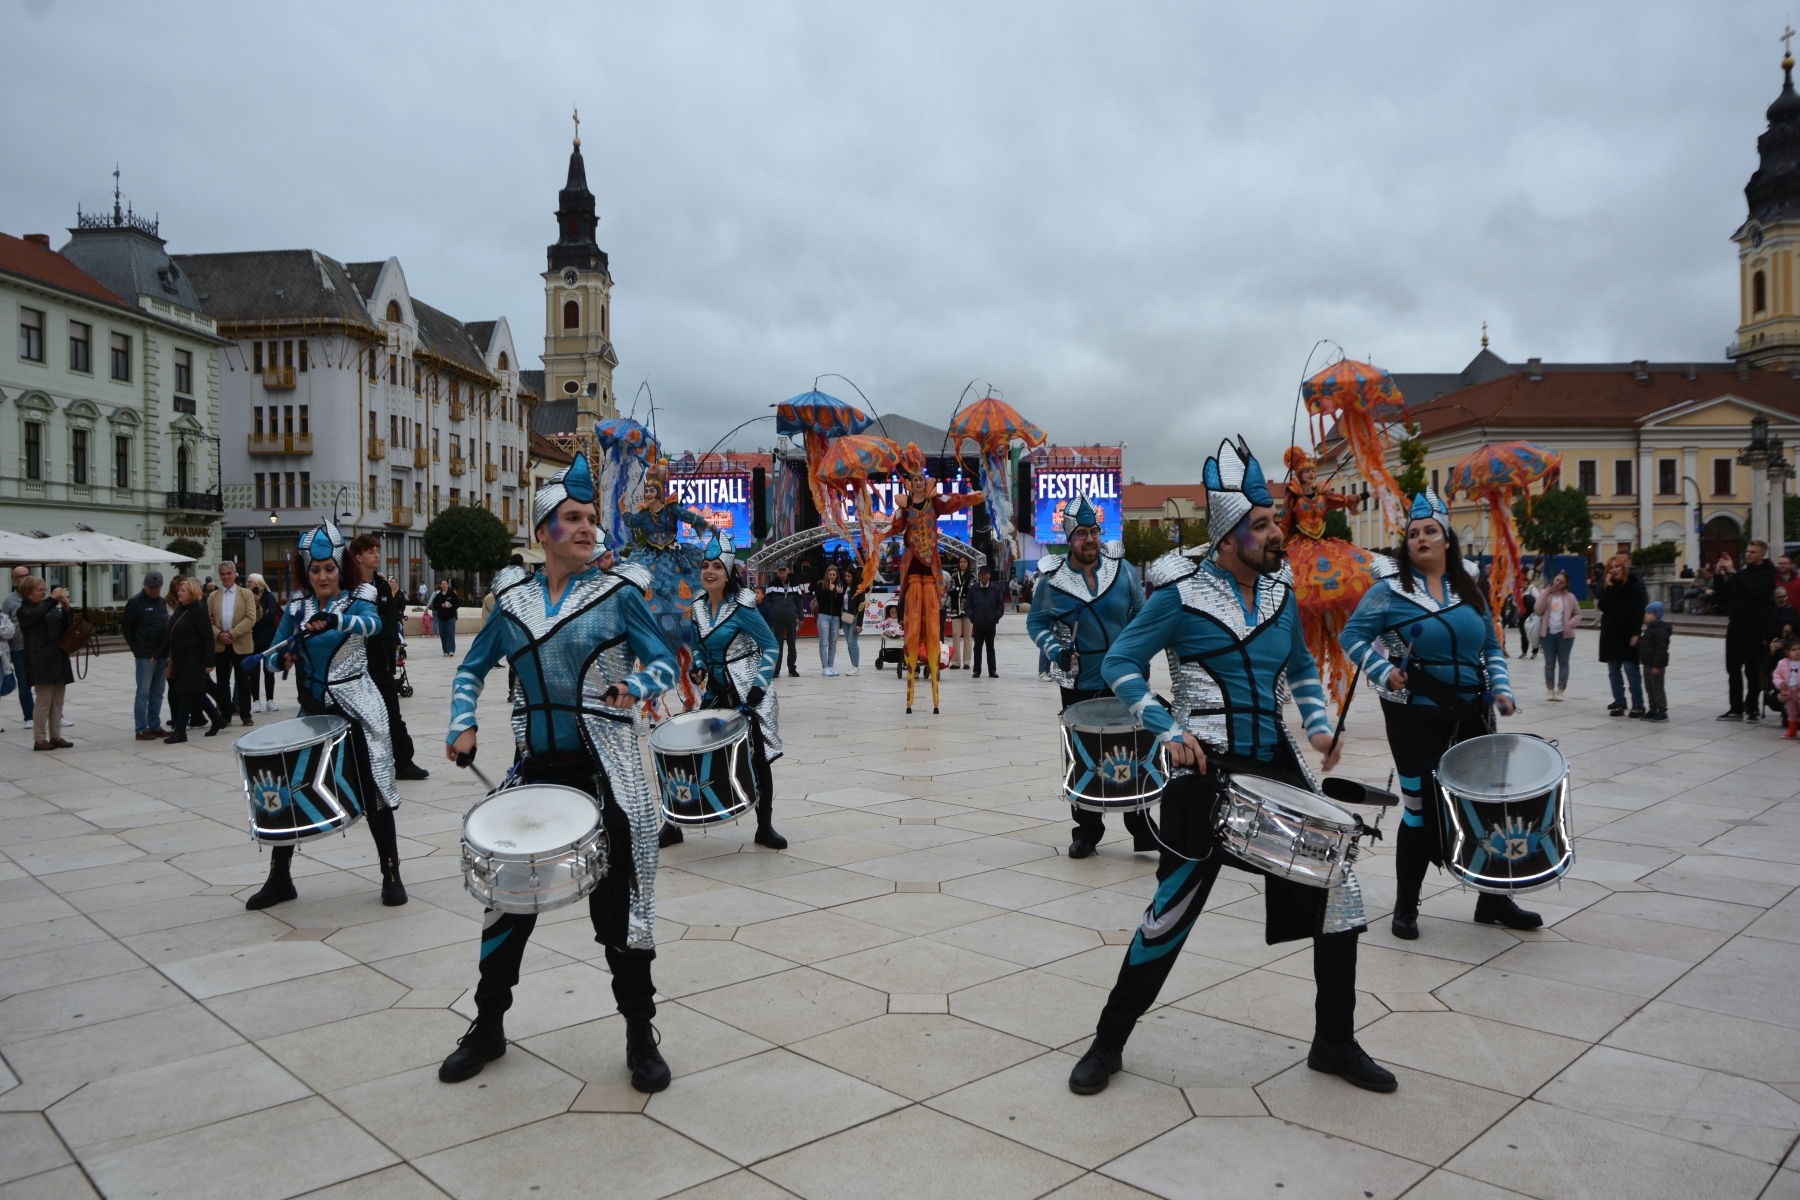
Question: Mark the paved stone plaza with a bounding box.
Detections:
[0,626,1796,1199]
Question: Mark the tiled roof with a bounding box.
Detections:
[173,250,378,330]
[529,429,574,466]
[411,297,491,378]
[59,225,204,314]
[1122,483,1207,511]
[518,370,543,401]
[1407,365,1800,439]
[464,321,496,354]
[342,261,383,300]
[0,231,131,310]
[531,397,578,435]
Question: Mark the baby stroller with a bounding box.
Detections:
[395,630,415,698]
[875,599,908,677]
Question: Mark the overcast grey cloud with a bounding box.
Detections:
[1,2,1787,477]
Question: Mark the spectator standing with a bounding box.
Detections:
[840,582,865,676]
[1639,601,1672,722]
[430,579,461,656]
[759,564,803,676]
[1778,555,1800,612]
[1596,553,1649,718]
[16,577,73,750]
[1710,543,1778,721]
[946,559,973,669]
[248,573,282,712]
[207,562,256,727]
[811,564,846,676]
[1538,571,1582,701]
[121,571,171,740]
[3,565,33,724]
[967,564,1008,677]
[164,577,224,742]
[1774,638,1800,738]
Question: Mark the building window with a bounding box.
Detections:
[368,348,377,381]
[503,496,511,522]
[388,355,397,385]
[432,485,440,514]
[174,348,193,396]
[19,308,44,362]
[1714,457,1734,496]
[298,405,309,435]
[24,421,42,480]
[254,341,264,372]
[1577,460,1598,496]
[298,341,308,372]
[449,488,461,507]
[299,471,311,508]
[283,340,294,369]
[176,444,190,493]
[433,429,440,459]
[498,351,509,370]
[1614,459,1633,496]
[415,482,423,513]
[255,472,266,508]
[563,299,579,330]
[1658,458,1677,495]
[253,406,265,437]
[601,303,607,334]
[68,321,91,372]
[111,564,127,602]
[110,332,131,381]
[1755,270,1768,314]
[1430,468,1440,494]
[71,429,88,485]
[284,471,297,508]
[115,435,129,488]
[369,474,378,509]
[386,300,402,323]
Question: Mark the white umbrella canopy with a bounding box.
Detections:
[0,530,80,564]
[30,530,195,565]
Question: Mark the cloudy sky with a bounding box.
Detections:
[2,2,1789,478]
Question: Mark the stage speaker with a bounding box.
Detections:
[752,467,768,540]
[1016,463,1034,534]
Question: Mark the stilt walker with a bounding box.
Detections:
[886,443,985,714]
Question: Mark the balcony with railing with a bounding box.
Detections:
[449,399,467,422]
[166,489,224,512]
[413,445,429,469]
[262,367,296,390]
[248,433,312,455]
[367,436,386,461]
[517,468,531,487]
[484,463,499,482]
[387,506,414,527]
[448,455,467,476]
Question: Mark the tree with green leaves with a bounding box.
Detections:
[1121,520,1174,567]
[165,536,205,562]
[1512,486,1592,557]
[423,505,514,584]
[1394,420,1428,498]
[1321,507,1352,541]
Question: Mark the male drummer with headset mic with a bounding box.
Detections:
[438,451,681,1093]
[1067,436,1399,1097]
[1027,493,1152,859]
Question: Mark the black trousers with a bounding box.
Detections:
[472,754,657,1024]
[1063,686,1152,844]
[1726,629,1767,714]
[971,625,997,675]
[1094,766,1359,1048]
[214,648,250,720]
[169,691,219,734]
[1380,700,1485,912]
[767,612,799,672]
[366,644,417,769]
[1644,664,1667,714]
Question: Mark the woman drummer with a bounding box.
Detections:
[1339,489,1537,939]
[245,520,407,910]
[660,533,786,850]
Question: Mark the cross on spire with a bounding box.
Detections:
[572,106,580,148]
[1481,320,1489,349]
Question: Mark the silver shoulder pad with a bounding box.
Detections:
[736,587,759,606]
[352,583,377,602]
[1102,540,1126,560]
[1145,549,1197,588]
[1038,553,1067,575]
[1368,553,1399,579]
[492,565,530,591]
[611,561,653,591]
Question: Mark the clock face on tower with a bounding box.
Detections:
[562,269,579,286]
[1752,225,1765,250]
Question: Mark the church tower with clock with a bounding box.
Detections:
[1735,35,1800,370]
[543,112,619,424]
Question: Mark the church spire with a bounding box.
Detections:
[548,115,606,274]
[1746,33,1800,227]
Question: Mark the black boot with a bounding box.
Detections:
[1068,1037,1122,1095]
[367,805,407,906]
[1390,818,1428,941]
[439,1015,506,1082]
[1474,892,1543,930]
[1390,898,1420,940]
[754,824,787,850]
[379,857,407,907]
[245,846,297,910]
[1307,1037,1397,1092]
[626,1018,671,1093]
[658,823,685,849]
[1068,837,1097,860]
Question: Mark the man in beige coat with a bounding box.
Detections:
[208,561,257,726]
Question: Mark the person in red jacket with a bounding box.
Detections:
[885,442,984,713]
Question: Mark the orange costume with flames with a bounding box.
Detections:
[886,445,984,713]
[1281,447,1379,706]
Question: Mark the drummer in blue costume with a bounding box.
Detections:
[438,452,681,1093]
[1069,437,1398,1097]
[1028,493,1152,858]
[245,520,408,911]
[1339,487,1537,940]
[659,532,787,850]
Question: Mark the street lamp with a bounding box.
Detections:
[1164,497,1182,549]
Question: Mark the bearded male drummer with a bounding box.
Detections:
[438,452,680,1092]
[1027,493,1153,859]
[1069,437,1398,1097]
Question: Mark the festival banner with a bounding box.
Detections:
[671,473,755,547]
[1032,469,1122,544]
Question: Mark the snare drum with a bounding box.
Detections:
[1214,774,1362,889]
[650,710,757,826]
[1435,733,1573,894]
[461,785,608,913]
[236,715,365,844]
[1059,697,1165,813]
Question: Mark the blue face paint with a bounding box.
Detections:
[544,511,568,543]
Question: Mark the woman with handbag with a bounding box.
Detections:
[16,577,75,750]
[163,578,225,743]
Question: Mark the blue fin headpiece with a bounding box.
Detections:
[1061,493,1101,536]
[1407,488,1450,525]
[304,521,344,566]
[532,450,597,530]
[1204,436,1272,543]
[702,532,734,562]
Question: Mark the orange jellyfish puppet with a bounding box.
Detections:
[1443,441,1562,644]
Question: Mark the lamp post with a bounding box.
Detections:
[1164,497,1182,551]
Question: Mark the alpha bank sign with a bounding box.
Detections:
[1033,470,1122,544]
[673,474,754,546]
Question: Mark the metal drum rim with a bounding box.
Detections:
[649,709,749,753]
[1437,733,1570,802]
[1226,776,1361,834]
[234,714,352,756]
[1059,696,1145,735]
[250,811,365,845]
[461,784,603,864]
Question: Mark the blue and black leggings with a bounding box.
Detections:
[1379,699,1483,911]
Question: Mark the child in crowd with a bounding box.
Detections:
[1774,639,1800,739]
[1638,600,1672,723]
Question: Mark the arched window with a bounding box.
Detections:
[386,299,402,323]
[1754,270,1768,315]
[563,300,580,330]
[177,444,190,494]
[497,351,509,371]
[601,304,607,334]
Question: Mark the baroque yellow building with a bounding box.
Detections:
[541,113,619,426]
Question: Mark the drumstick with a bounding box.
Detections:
[455,750,497,791]
[1326,664,1364,756]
